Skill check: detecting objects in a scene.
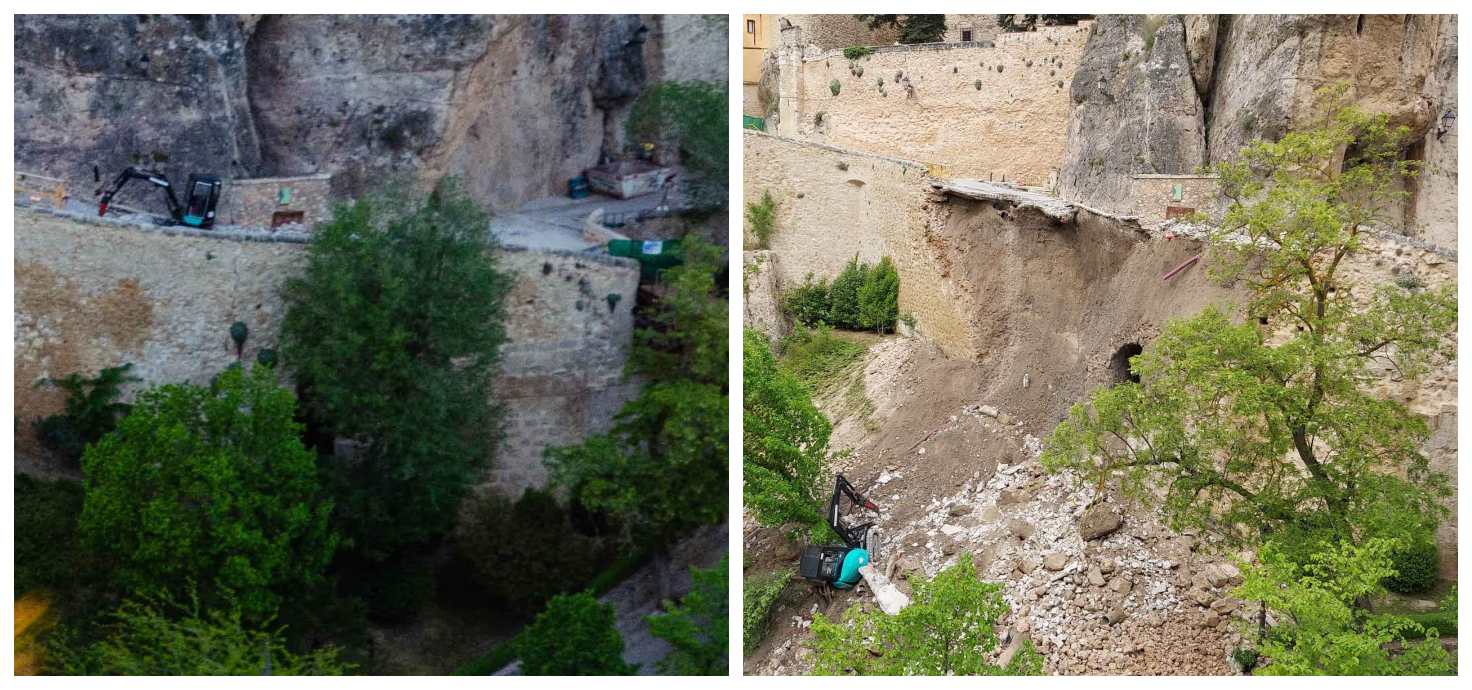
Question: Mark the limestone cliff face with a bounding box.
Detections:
[14,14,722,214]
[1059,14,1457,248]
[1059,16,1206,209]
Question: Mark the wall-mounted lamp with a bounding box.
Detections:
[1436,110,1456,140]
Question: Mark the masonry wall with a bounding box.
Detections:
[1126,175,1224,227]
[786,22,1090,185]
[214,174,333,230]
[780,14,898,51]
[13,206,640,495]
[742,131,972,356]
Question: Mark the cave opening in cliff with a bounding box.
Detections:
[1109,342,1143,384]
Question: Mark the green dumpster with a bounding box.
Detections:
[607,238,683,280]
[742,115,766,131]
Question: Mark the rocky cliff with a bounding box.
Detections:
[14,14,725,214]
[1059,14,1457,248]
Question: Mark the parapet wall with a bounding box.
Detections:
[214,174,333,230]
[742,131,973,355]
[13,206,640,495]
[780,22,1090,185]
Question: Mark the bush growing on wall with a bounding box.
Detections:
[33,363,138,467]
[281,179,510,565]
[745,190,778,249]
[79,365,338,623]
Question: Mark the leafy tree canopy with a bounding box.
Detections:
[518,592,635,676]
[627,80,729,209]
[646,556,728,675]
[53,591,350,676]
[547,238,727,548]
[809,553,1044,675]
[281,178,511,561]
[857,15,947,44]
[79,365,337,623]
[1042,94,1455,552]
[743,329,831,537]
[1235,539,1453,675]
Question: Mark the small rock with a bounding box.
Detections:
[1018,555,1042,574]
[1209,597,1238,614]
[1202,611,1221,628]
[1043,553,1068,571]
[998,412,1016,425]
[1108,576,1132,595]
[1405,598,1440,613]
[1015,617,1031,633]
[978,404,1000,418]
[1099,559,1116,575]
[1088,567,1106,587]
[1189,589,1214,607]
[1078,504,1123,541]
[1008,519,1036,540]
[949,503,973,517]
[1105,607,1128,625]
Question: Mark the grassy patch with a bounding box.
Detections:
[776,326,868,396]
[743,570,793,652]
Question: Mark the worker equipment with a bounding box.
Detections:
[798,474,882,589]
[96,166,222,229]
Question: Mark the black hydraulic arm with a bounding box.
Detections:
[96,166,183,221]
[828,474,879,549]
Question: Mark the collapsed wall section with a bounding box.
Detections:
[742,131,972,355]
[12,206,641,495]
[781,23,1090,185]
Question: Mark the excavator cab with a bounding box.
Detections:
[798,474,882,589]
[181,175,222,228]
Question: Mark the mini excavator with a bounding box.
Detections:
[798,475,910,613]
[96,166,222,229]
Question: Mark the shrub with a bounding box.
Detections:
[744,330,831,537]
[827,257,869,328]
[455,489,609,616]
[783,274,831,327]
[857,256,899,332]
[15,474,86,595]
[79,365,338,623]
[32,363,138,467]
[1385,537,1439,594]
[646,557,728,675]
[776,325,867,393]
[281,179,510,563]
[53,591,350,675]
[829,79,842,97]
[517,592,635,676]
[743,570,793,651]
[1232,647,1261,674]
[625,80,728,209]
[809,554,1043,675]
[745,190,778,248]
[842,46,873,60]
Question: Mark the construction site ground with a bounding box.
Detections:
[745,334,1255,676]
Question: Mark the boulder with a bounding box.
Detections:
[1088,566,1106,587]
[1008,519,1036,541]
[1017,554,1042,574]
[1079,504,1123,541]
[1108,575,1132,595]
[1105,606,1128,625]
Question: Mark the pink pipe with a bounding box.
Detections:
[1162,253,1201,281]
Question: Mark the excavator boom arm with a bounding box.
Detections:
[96,166,183,221]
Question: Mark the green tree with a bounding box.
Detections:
[857,14,947,44]
[646,556,728,675]
[518,592,635,676]
[1041,97,1455,552]
[546,238,727,549]
[54,591,350,676]
[79,365,337,622]
[743,329,831,536]
[809,554,1043,675]
[783,274,831,327]
[626,80,728,209]
[857,256,899,333]
[1234,539,1452,675]
[826,256,869,328]
[280,179,510,562]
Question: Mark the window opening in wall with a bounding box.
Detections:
[747,19,755,34]
[1356,15,1365,35]
[1109,342,1143,384]
[961,29,973,42]
[271,210,305,228]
